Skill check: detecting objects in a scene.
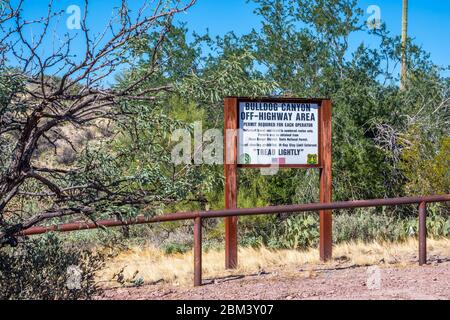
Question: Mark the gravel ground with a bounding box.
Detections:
[100,258,450,300]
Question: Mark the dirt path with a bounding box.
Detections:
[101,259,450,300]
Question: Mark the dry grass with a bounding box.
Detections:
[99,238,450,287]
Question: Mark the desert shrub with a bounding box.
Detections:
[334,207,450,244]
[333,209,407,243]
[84,128,96,141]
[57,146,77,165]
[425,205,450,238]
[267,214,320,249]
[237,206,450,250]
[238,214,320,250]
[400,131,450,198]
[58,228,129,249]
[0,234,107,300]
[163,242,190,255]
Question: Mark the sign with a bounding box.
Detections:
[224,97,333,269]
[237,99,320,167]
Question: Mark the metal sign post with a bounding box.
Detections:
[224,97,333,268]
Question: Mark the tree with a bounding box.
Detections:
[212,0,448,206]
[0,0,197,246]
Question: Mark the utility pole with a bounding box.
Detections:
[400,0,408,90]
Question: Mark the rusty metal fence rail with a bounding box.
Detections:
[19,194,450,286]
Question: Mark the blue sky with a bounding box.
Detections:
[11,0,450,79]
[177,0,450,69]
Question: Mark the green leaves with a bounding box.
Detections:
[0,234,107,299]
[179,51,277,105]
[267,214,319,249]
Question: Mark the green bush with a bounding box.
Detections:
[333,209,407,243]
[237,214,319,250]
[0,235,107,300]
[334,207,450,244]
[267,214,320,249]
[163,242,190,255]
[237,207,450,250]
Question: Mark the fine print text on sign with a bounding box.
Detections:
[238,101,319,166]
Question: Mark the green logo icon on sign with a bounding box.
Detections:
[239,153,251,165]
[307,154,318,165]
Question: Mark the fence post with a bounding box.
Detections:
[194,217,202,286]
[419,202,427,266]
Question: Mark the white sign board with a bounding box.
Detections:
[238,101,319,166]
